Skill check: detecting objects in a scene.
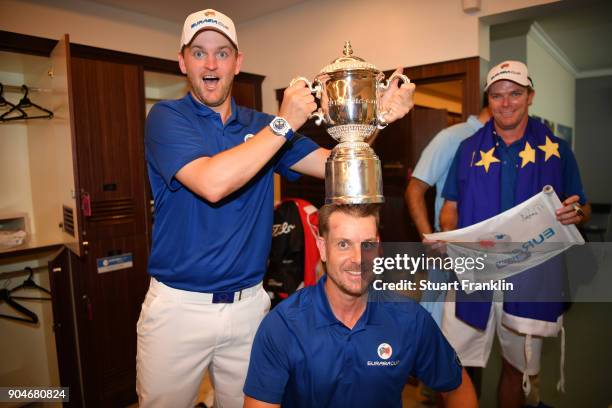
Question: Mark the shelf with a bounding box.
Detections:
[0,233,63,260]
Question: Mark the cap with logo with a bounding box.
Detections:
[180,9,238,51]
[485,60,533,91]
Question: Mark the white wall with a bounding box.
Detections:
[490,35,526,68]
[526,31,575,130]
[575,75,612,204]
[237,0,559,113]
[489,24,575,136]
[1,0,559,114]
[0,260,60,401]
[0,70,35,222]
[0,0,181,61]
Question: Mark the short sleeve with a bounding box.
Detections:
[412,308,462,391]
[412,130,454,186]
[274,134,320,181]
[145,103,209,191]
[560,141,587,204]
[243,311,292,403]
[441,149,461,202]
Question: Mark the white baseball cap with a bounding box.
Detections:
[485,60,533,91]
[180,9,238,51]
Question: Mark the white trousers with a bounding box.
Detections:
[136,278,271,408]
[441,290,543,375]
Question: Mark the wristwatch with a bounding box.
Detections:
[269,116,294,140]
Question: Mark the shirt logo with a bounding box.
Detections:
[244,133,254,142]
[367,343,399,366]
[377,343,392,360]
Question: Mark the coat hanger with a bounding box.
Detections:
[0,83,26,121]
[0,288,39,323]
[9,267,52,300]
[0,85,53,122]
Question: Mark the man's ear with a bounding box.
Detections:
[527,89,535,106]
[316,235,327,262]
[178,51,187,75]
[234,51,244,75]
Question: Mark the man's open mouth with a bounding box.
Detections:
[203,75,220,87]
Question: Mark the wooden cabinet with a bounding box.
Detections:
[59,53,150,407]
[375,107,448,241]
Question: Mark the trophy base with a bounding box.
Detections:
[327,124,376,143]
[325,144,384,204]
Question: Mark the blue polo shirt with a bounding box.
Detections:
[443,123,586,210]
[145,93,319,292]
[244,276,462,407]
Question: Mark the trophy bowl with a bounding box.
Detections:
[291,41,410,204]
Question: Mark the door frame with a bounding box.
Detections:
[382,56,481,121]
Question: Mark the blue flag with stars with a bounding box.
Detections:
[452,117,574,335]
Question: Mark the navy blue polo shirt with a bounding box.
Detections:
[145,93,318,292]
[244,276,462,407]
[443,125,586,210]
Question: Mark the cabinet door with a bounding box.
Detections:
[72,234,149,407]
[70,57,148,243]
[48,247,83,407]
[69,57,150,406]
[51,34,83,256]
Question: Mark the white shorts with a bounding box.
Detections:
[136,278,271,408]
[441,290,542,375]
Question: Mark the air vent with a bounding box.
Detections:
[89,198,134,223]
[62,205,75,236]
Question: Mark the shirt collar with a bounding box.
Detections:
[490,118,531,150]
[493,131,526,150]
[313,275,383,329]
[187,93,248,126]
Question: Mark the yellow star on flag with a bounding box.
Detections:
[538,136,560,161]
[518,141,536,168]
[475,147,500,173]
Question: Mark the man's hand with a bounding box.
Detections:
[440,200,458,232]
[423,237,447,258]
[279,79,317,131]
[556,195,591,226]
[379,67,416,124]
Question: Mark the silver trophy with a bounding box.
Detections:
[291,41,410,204]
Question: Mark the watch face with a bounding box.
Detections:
[273,118,286,132]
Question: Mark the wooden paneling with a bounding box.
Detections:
[390,56,481,119]
[233,74,264,111]
[70,57,148,241]
[378,107,447,241]
[69,56,151,407]
[72,234,149,407]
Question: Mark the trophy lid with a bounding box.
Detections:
[319,41,379,74]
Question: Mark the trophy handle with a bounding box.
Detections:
[289,76,325,125]
[306,108,323,126]
[289,76,322,98]
[376,73,411,129]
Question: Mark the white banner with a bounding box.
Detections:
[424,186,584,290]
